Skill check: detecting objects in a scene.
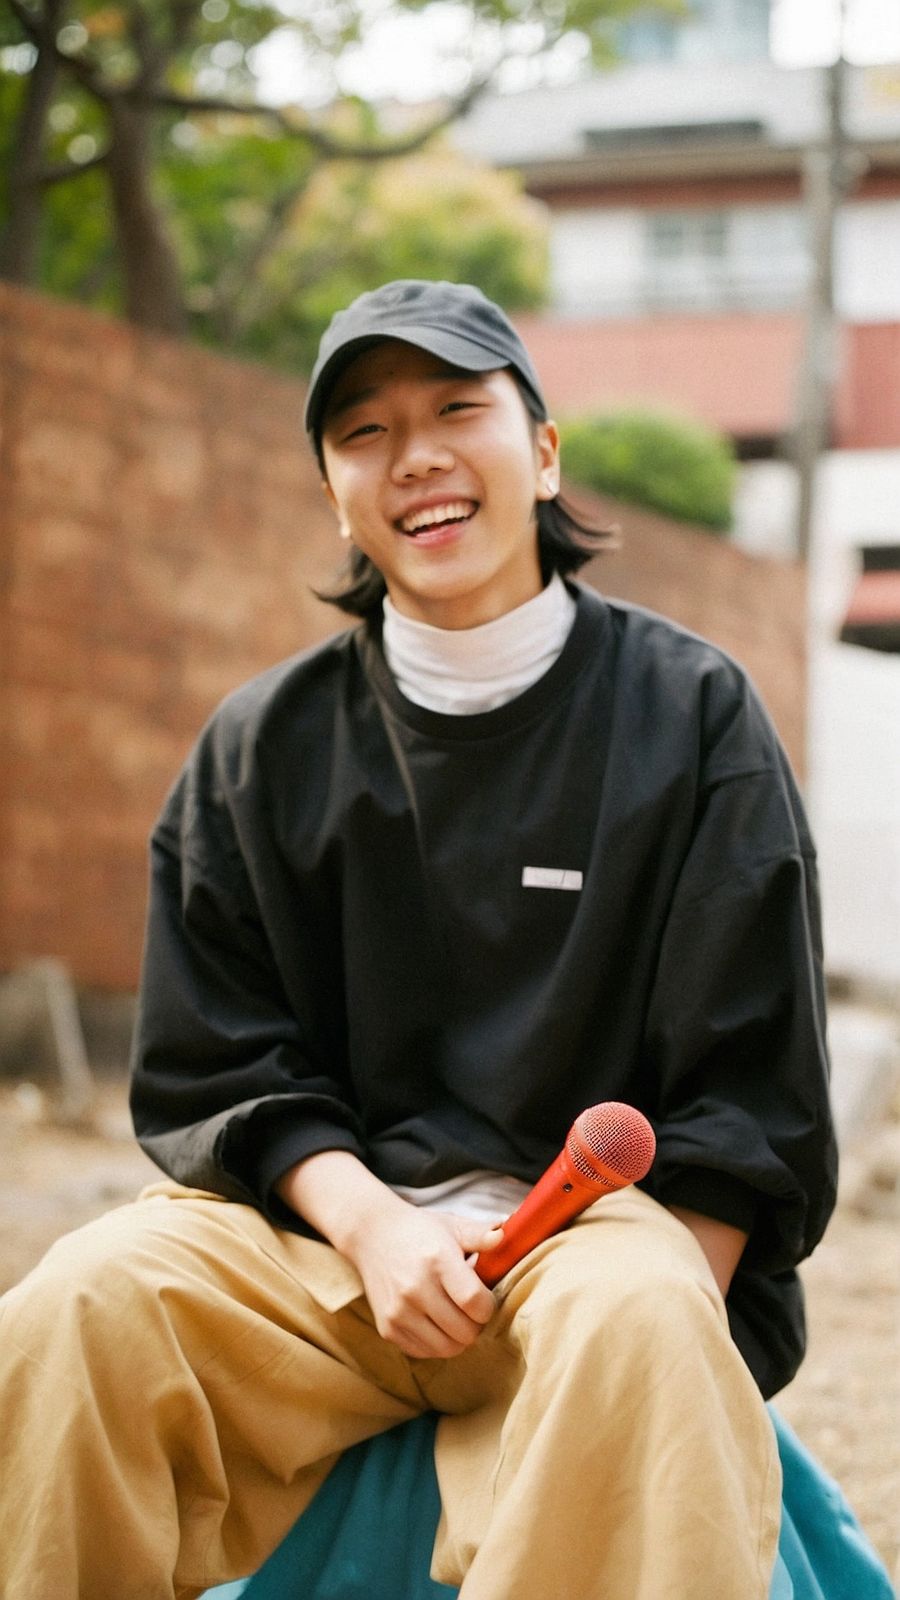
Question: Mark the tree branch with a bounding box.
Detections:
[208,166,320,343]
[5,0,51,50]
[38,149,110,184]
[129,70,496,161]
[126,0,168,90]
[217,236,353,349]
[0,0,65,280]
[168,0,201,55]
[125,0,195,97]
[7,0,114,99]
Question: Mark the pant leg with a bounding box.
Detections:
[426,1187,782,1600]
[0,1181,426,1600]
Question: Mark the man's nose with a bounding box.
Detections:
[390,427,454,481]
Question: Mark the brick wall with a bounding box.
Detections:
[0,287,342,989]
[0,286,806,990]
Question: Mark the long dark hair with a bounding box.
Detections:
[313,375,617,620]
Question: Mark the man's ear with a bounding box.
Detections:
[321,478,352,539]
[535,420,561,502]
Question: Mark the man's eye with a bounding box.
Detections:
[441,400,480,415]
[344,422,383,441]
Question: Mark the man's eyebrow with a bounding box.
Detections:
[326,385,378,423]
[325,367,487,425]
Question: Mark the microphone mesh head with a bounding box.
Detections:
[566,1102,656,1186]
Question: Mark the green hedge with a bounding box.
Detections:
[558,409,736,532]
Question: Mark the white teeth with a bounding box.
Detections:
[400,501,475,533]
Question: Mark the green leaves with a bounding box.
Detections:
[1,0,672,347]
[190,142,549,370]
[559,409,736,531]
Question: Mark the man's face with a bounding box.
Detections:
[320,340,560,630]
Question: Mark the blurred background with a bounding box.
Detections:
[0,0,898,1577]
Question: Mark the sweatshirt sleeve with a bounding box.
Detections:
[129,714,365,1226]
[642,673,838,1281]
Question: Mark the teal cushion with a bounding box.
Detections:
[770,1408,895,1600]
[201,1408,894,1600]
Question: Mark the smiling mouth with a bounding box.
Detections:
[397,500,478,537]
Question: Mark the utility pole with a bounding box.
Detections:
[792,2,861,561]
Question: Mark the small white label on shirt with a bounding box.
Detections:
[522,866,583,891]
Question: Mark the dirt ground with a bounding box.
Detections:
[1,1073,898,1588]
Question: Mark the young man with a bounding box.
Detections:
[0,280,836,1600]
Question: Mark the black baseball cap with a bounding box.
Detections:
[304,279,548,445]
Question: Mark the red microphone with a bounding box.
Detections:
[474,1101,656,1287]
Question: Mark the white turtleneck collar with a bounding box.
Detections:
[382,573,577,715]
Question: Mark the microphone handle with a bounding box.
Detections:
[474,1149,614,1288]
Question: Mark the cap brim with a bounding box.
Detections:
[304,324,513,438]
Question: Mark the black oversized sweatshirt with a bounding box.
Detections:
[130,584,838,1397]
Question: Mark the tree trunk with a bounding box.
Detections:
[0,0,63,283]
[104,97,188,336]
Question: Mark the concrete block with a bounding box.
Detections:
[0,960,95,1121]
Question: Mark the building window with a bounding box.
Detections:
[616,0,770,64]
[642,205,807,312]
[648,210,728,263]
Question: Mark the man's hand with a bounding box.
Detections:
[345,1204,503,1358]
[276,1150,502,1359]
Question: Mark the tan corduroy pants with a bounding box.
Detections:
[0,1180,781,1600]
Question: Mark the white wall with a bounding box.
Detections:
[807,452,900,992]
[734,454,900,991]
[810,643,900,991]
[550,201,810,316]
[549,196,900,322]
[550,210,647,316]
[732,460,798,558]
[836,199,900,322]
[734,453,900,993]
